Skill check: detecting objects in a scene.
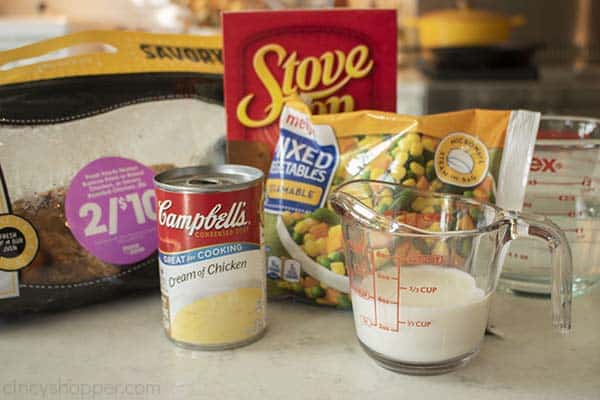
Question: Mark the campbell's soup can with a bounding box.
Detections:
[154,165,266,349]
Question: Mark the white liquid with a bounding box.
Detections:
[352,265,490,364]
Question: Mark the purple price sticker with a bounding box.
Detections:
[65,157,157,265]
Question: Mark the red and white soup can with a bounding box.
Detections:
[154,165,265,349]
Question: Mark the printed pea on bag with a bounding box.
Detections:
[264,100,540,307]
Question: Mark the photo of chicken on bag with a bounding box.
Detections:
[264,100,540,307]
[0,31,224,314]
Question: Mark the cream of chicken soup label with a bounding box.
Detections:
[154,165,266,349]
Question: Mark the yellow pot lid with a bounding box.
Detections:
[419,8,519,24]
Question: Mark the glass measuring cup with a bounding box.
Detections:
[329,180,572,375]
[502,116,600,295]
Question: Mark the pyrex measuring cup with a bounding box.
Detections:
[503,116,600,295]
[329,180,572,375]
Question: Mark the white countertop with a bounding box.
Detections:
[1,288,599,400]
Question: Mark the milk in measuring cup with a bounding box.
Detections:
[352,265,491,364]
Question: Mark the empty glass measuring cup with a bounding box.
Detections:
[329,180,572,375]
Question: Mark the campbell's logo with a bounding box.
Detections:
[236,43,374,128]
[530,157,561,173]
[158,200,249,236]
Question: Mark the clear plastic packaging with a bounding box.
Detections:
[0,31,224,314]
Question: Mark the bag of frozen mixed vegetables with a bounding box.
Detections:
[264,100,540,307]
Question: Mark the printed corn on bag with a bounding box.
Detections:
[264,101,540,307]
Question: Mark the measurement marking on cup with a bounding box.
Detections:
[351,285,372,300]
[396,259,401,335]
[398,320,432,328]
[369,250,378,327]
[376,296,398,304]
[528,209,586,218]
[528,178,594,186]
[361,317,434,330]
[378,323,396,332]
[562,228,585,233]
[399,285,438,294]
[377,273,398,280]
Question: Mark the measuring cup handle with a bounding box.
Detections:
[509,212,573,333]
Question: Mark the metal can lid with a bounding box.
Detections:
[154,164,263,193]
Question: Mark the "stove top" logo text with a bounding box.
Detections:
[237,44,374,128]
